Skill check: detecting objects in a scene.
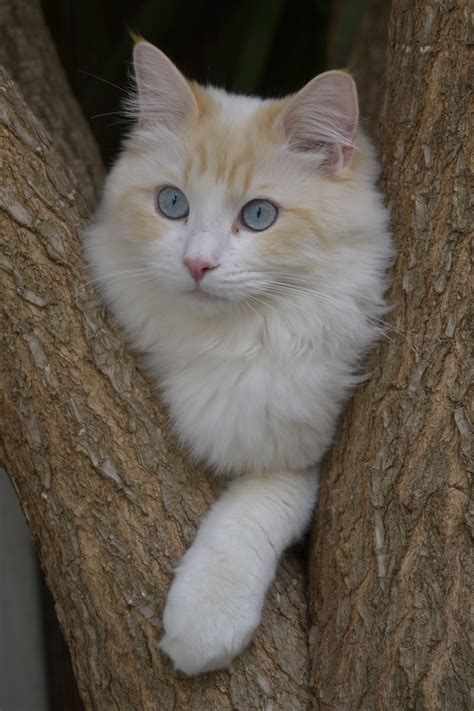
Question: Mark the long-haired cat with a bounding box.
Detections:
[86,40,392,675]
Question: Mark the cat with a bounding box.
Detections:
[85,40,393,675]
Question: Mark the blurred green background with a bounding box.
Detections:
[42,0,370,164]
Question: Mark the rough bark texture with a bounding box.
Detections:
[0,0,104,206]
[0,36,310,711]
[310,2,471,710]
[1,0,470,708]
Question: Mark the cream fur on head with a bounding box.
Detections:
[85,40,393,675]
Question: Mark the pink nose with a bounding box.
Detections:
[183,257,219,281]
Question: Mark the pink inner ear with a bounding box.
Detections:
[133,41,198,128]
[341,144,354,166]
[281,71,359,172]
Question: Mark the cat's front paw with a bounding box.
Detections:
[160,551,262,675]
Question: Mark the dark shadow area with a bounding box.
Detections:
[42,0,332,164]
[41,581,85,711]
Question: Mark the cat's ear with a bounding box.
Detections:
[132,41,198,128]
[279,71,358,172]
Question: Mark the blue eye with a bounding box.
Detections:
[241,199,278,232]
[157,186,189,220]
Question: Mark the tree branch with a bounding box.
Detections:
[309,1,471,708]
[0,62,310,711]
[0,0,104,205]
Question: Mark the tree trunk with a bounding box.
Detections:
[310,2,471,709]
[1,1,470,709]
[0,0,104,206]
[0,7,310,709]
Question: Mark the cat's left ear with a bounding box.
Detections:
[279,71,358,172]
[132,41,198,128]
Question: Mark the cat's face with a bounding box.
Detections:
[98,42,360,313]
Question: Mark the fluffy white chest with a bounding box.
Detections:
[154,323,342,476]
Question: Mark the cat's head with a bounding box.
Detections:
[91,41,377,316]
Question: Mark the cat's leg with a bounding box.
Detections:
[160,468,318,675]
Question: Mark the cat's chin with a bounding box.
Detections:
[182,286,231,311]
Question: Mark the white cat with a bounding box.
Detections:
[86,40,392,675]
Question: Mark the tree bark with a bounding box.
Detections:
[310,1,471,709]
[1,1,470,708]
[0,15,310,711]
[0,0,104,206]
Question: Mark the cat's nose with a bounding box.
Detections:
[183,257,219,281]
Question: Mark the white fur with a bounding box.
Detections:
[85,52,393,675]
[280,70,358,170]
[160,470,317,674]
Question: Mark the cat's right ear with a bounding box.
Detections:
[132,41,198,129]
[278,71,358,173]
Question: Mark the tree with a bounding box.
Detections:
[310,1,471,709]
[0,2,309,709]
[0,0,470,709]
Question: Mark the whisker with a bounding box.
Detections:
[89,111,129,120]
[238,297,261,321]
[261,278,390,322]
[80,70,127,94]
[264,283,397,345]
[76,267,157,293]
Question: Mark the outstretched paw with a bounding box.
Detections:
[160,553,262,675]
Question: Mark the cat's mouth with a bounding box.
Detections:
[187,284,228,304]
